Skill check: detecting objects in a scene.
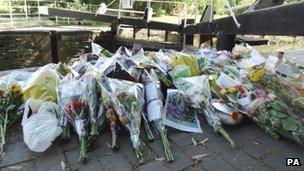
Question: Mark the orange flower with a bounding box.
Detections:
[0,89,4,96]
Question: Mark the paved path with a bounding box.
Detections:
[0,116,303,171]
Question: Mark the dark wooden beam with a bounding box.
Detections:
[114,36,181,50]
[248,0,285,11]
[48,8,180,32]
[185,2,304,36]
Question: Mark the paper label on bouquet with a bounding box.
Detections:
[145,82,162,121]
[212,102,232,114]
[265,55,278,72]
[250,49,266,62]
[239,49,266,68]
[237,96,251,107]
[216,73,240,88]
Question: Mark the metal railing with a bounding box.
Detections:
[0,0,188,29]
[0,0,103,28]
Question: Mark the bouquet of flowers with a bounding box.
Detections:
[251,67,304,118]
[98,77,119,149]
[169,52,200,76]
[113,47,143,81]
[212,73,250,113]
[141,69,174,161]
[102,78,145,164]
[174,75,236,147]
[54,62,72,78]
[81,74,100,136]
[0,84,24,158]
[57,80,89,161]
[247,89,304,146]
[163,89,202,133]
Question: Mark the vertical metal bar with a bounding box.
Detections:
[38,0,41,21]
[9,0,14,27]
[67,2,70,25]
[24,0,28,20]
[118,0,121,18]
[54,0,58,24]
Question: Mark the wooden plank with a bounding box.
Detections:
[114,36,181,50]
[235,35,268,45]
[48,8,180,32]
[185,2,304,36]
[48,8,117,23]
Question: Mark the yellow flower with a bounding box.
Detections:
[9,84,22,95]
[250,68,266,82]
[227,87,237,94]
[219,89,227,95]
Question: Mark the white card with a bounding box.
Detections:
[216,73,240,88]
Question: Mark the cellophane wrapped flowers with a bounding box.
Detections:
[0,84,24,158]
[57,80,89,161]
[142,69,174,161]
[102,78,145,164]
[247,89,304,146]
[174,75,236,147]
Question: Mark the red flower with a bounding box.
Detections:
[218,99,226,104]
[64,98,86,117]
[231,111,238,121]
[236,85,246,94]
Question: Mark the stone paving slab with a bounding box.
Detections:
[0,115,304,171]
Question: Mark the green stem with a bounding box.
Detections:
[61,125,71,140]
[79,138,87,161]
[218,126,236,148]
[160,130,174,162]
[110,125,119,150]
[90,123,98,136]
[144,122,155,141]
[134,147,145,165]
[0,111,9,156]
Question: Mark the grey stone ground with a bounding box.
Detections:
[0,116,303,171]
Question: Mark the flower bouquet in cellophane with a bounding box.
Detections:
[0,84,24,158]
[98,76,119,150]
[80,74,101,136]
[212,72,250,115]
[102,78,145,164]
[57,80,89,161]
[174,75,236,147]
[141,69,174,162]
[247,89,304,147]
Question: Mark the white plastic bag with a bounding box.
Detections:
[22,99,62,152]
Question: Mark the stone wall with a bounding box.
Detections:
[0,29,92,71]
[0,31,52,71]
[56,31,92,63]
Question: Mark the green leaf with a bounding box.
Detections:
[269,109,286,118]
[282,117,298,132]
[5,104,15,114]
